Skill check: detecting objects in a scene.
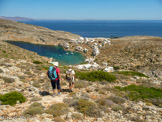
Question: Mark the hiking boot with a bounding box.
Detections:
[57,92,61,96]
[52,93,56,97]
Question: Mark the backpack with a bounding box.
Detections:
[66,69,73,80]
[48,66,58,80]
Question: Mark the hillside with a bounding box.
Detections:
[0,40,162,122]
[0,19,80,45]
[96,36,162,78]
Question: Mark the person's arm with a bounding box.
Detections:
[73,71,76,81]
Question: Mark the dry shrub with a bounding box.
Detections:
[23,102,44,116]
[72,113,84,120]
[75,99,102,117]
[45,103,69,117]
[108,95,126,104]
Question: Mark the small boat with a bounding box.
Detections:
[66,52,69,55]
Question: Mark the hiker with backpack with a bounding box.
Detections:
[66,65,75,90]
[47,62,61,96]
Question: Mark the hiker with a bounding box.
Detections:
[47,62,61,96]
[66,65,75,90]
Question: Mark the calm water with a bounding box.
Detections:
[6,41,85,65]
[20,20,162,38]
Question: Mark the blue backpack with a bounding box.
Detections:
[48,66,58,80]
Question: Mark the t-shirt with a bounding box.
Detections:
[66,69,75,81]
[53,67,60,81]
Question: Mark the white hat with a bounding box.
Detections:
[68,65,72,68]
[50,62,59,67]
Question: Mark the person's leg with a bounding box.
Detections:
[57,79,61,94]
[71,82,74,89]
[69,81,72,89]
[51,81,56,95]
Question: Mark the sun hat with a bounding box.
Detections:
[68,65,72,68]
[50,62,59,67]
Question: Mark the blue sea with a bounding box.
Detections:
[20,20,162,38]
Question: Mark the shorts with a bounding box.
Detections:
[67,78,74,85]
[51,79,61,90]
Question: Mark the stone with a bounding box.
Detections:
[83,48,88,53]
[85,58,95,63]
[102,62,108,66]
[76,63,100,70]
[92,46,100,56]
[104,67,114,72]
[75,46,83,52]
[63,43,70,49]
[96,118,103,122]
[66,112,72,119]
[1,76,15,83]
[43,118,53,122]
[0,68,3,73]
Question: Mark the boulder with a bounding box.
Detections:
[1,76,16,83]
[85,58,95,63]
[76,62,100,70]
[104,67,114,72]
[63,43,70,49]
[0,68,3,73]
[75,46,83,52]
[79,37,84,41]
[92,46,100,56]
[102,62,108,66]
[83,48,88,53]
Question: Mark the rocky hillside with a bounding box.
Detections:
[97,36,162,78]
[0,39,162,122]
[0,19,80,45]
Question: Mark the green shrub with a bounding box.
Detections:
[76,99,102,117]
[24,102,44,116]
[116,71,148,78]
[45,103,69,117]
[0,91,26,106]
[113,66,120,70]
[33,61,42,64]
[115,85,162,106]
[76,71,116,82]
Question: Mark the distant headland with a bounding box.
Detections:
[0,16,34,21]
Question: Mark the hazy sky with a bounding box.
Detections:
[0,0,162,20]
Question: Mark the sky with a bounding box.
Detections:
[0,0,162,20]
